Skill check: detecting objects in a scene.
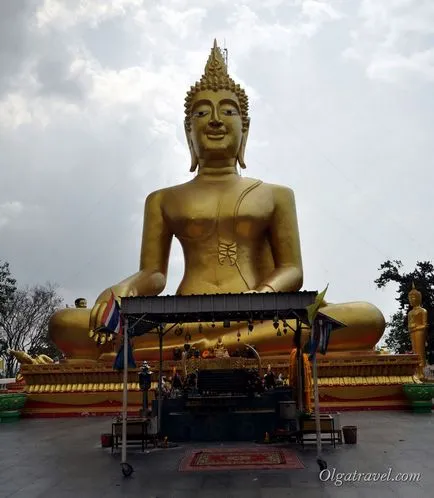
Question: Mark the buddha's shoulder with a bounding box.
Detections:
[246,178,295,197]
[236,176,293,191]
[144,183,189,203]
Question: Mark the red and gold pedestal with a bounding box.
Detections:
[16,353,420,417]
[18,363,145,417]
[256,352,420,411]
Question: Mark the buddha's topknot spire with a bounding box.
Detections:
[409,281,421,298]
[201,39,228,88]
[184,40,249,132]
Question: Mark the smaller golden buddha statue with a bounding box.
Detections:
[214,337,229,359]
[75,298,87,309]
[408,283,428,377]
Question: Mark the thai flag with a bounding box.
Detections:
[100,291,122,335]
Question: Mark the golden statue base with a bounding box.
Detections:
[315,352,421,410]
[15,351,421,417]
[17,363,145,417]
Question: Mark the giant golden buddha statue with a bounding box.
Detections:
[49,41,385,362]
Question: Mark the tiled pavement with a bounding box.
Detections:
[0,411,433,498]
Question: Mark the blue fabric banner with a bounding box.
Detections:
[113,335,136,370]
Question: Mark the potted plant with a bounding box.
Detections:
[0,392,27,422]
[403,383,434,413]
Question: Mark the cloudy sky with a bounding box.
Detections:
[1,0,433,329]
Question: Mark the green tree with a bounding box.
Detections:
[375,260,434,358]
[0,261,63,377]
[382,311,411,354]
[0,261,16,312]
[0,262,17,376]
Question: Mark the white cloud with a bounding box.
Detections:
[0,92,80,129]
[0,94,33,129]
[366,49,434,81]
[0,202,24,229]
[302,0,342,18]
[224,1,342,55]
[36,0,143,30]
[345,0,434,82]
[155,6,206,39]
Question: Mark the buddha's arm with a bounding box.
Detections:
[117,189,172,296]
[256,186,303,293]
[92,190,172,320]
[409,309,429,331]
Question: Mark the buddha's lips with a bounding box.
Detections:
[206,132,226,140]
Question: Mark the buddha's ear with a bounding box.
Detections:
[237,118,250,169]
[184,122,198,173]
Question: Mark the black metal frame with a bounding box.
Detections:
[111,419,157,453]
[119,291,344,419]
[121,291,320,334]
[299,414,338,448]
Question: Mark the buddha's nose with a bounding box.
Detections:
[209,107,223,127]
[209,117,224,128]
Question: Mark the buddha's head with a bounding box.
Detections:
[408,282,422,307]
[74,298,87,309]
[184,40,250,171]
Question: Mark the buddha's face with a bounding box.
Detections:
[188,90,244,162]
[409,292,421,307]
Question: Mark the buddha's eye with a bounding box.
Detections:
[192,109,209,118]
[222,108,238,116]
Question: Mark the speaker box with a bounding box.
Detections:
[162,412,193,441]
[231,412,276,441]
[202,414,230,441]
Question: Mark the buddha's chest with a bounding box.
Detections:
[164,182,274,241]
[409,309,426,328]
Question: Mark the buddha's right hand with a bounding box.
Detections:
[89,284,138,344]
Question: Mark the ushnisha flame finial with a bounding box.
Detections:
[203,39,229,85]
[184,39,249,132]
[409,281,421,300]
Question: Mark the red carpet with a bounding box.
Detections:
[179,447,304,471]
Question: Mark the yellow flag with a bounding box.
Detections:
[306,284,329,325]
